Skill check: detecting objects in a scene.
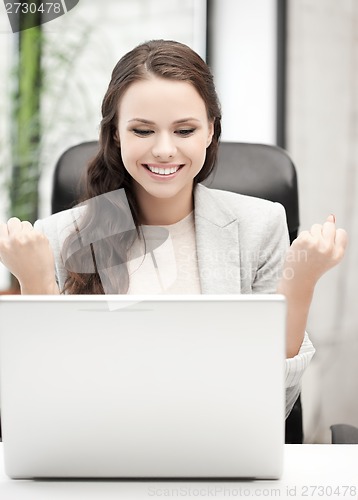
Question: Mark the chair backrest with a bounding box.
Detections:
[52,141,99,216]
[204,142,299,243]
[331,424,358,444]
[52,141,299,244]
[51,141,303,444]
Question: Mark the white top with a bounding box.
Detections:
[128,212,201,294]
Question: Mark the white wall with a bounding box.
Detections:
[286,0,358,443]
[210,0,277,143]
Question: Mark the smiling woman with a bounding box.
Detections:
[46,39,222,295]
[0,40,348,421]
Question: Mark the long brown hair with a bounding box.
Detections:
[62,40,222,294]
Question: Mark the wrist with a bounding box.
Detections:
[277,275,315,302]
[20,279,60,295]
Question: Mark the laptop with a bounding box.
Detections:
[0,294,286,479]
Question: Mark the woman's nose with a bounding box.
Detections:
[152,133,177,159]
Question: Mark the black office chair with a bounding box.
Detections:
[331,424,358,444]
[51,140,303,444]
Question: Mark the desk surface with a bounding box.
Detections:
[0,444,357,500]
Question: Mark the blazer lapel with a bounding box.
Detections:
[194,184,242,294]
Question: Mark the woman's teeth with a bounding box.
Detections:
[146,165,180,175]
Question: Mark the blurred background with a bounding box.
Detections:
[0,0,357,443]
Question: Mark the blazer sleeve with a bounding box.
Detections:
[250,201,315,418]
[34,217,63,290]
[34,208,82,292]
[251,201,289,294]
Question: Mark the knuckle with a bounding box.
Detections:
[7,217,20,224]
[334,247,345,262]
[13,235,27,247]
[296,231,308,243]
[319,241,334,255]
[296,232,314,248]
[36,232,48,244]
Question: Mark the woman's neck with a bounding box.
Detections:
[135,184,194,226]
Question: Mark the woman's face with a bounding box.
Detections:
[116,75,214,206]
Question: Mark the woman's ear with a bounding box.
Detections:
[206,120,214,148]
[113,130,120,147]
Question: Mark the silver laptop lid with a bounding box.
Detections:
[0,295,285,479]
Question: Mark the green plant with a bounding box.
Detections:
[10,16,43,223]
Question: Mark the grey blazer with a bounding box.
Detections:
[35,183,288,295]
[194,184,288,294]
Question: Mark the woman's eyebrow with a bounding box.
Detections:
[127,117,201,124]
[173,118,201,124]
[128,118,155,124]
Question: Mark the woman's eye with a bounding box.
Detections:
[132,129,153,137]
[176,128,195,137]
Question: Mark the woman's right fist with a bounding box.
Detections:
[0,218,58,294]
